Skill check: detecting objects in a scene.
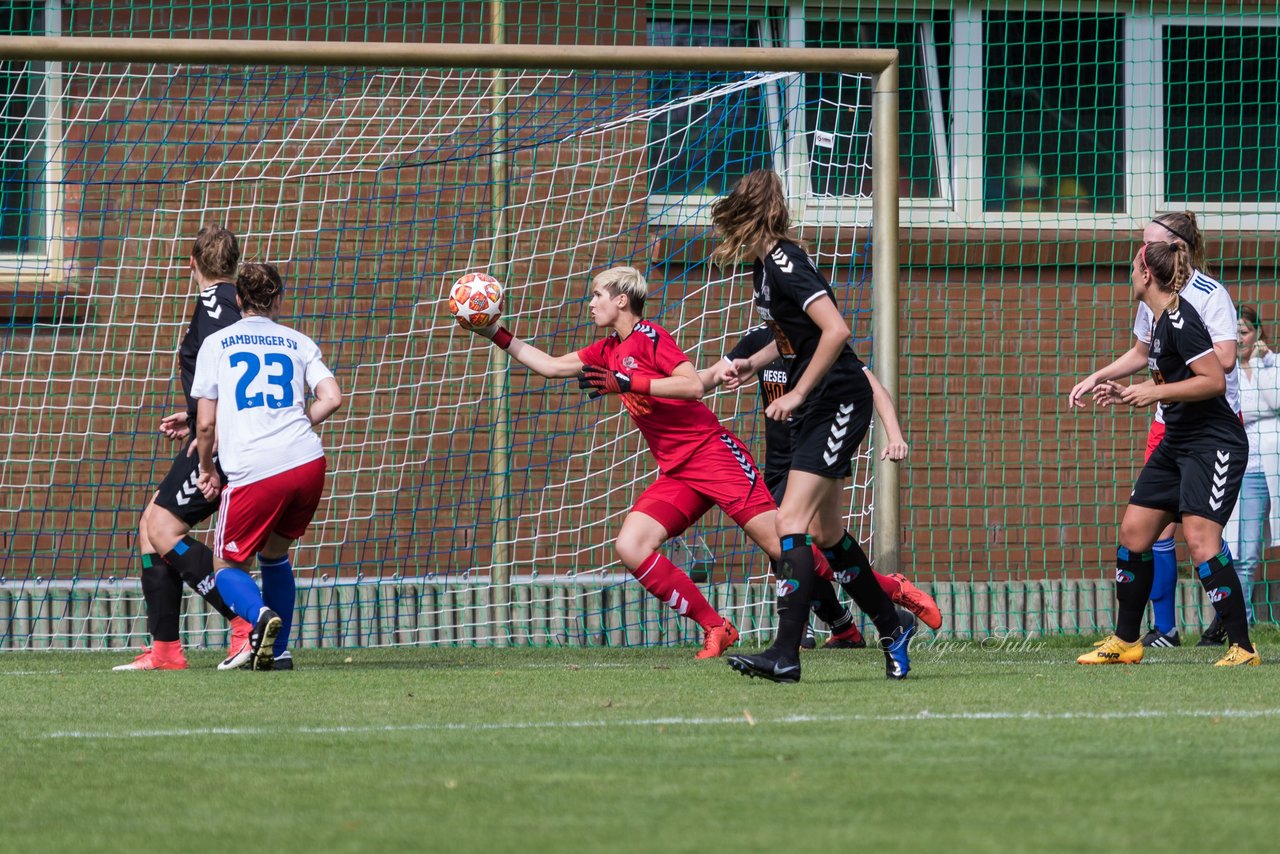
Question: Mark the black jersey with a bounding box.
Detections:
[177,282,241,424]
[1149,299,1245,445]
[752,239,864,390]
[727,324,792,478]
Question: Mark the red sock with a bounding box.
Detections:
[875,571,901,598]
[632,552,722,629]
[811,545,835,581]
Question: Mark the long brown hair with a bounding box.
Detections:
[1140,241,1193,313]
[710,169,794,267]
[1151,211,1210,275]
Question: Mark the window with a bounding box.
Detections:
[804,16,950,200]
[982,13,1124,214]
[1163,23,1280,205]
[645,8,951,210]
[644,4,1280,230]
[647,20,773,196]
[1,2,47,255]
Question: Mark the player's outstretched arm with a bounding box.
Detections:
[308,377,343,426]
[698,358,737,393]
[1068,342,1150,408]
[469,322,584,379]
[579,361,703,400]
[863,368,909,461]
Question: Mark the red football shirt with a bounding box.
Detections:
[577,320,726,471]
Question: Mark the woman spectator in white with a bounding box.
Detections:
[1221,304,1280,628]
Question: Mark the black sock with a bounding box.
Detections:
[163,536,237,622]
[140,553,183,642]
[772,534,816,656]
[1114,546,1156,642]
[810,577,854,631]
[823,531,898,637]
[1196,551,1253,653]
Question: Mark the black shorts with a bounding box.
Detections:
[786,375,873,481]
[153,446,226,526]
[1129,439,1247,526]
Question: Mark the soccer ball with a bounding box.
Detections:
[448,272,503,330]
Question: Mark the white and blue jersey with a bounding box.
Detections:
[190,315,334,487]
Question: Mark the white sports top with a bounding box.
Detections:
[191,315,334,486]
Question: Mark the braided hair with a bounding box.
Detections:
[236,262,285,316]
[1150,211,1210,275]
[1140,241,1193,313]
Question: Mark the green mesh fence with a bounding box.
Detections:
[1,2,1278,649]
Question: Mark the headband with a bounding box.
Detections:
[1139,241,1151,273]
[1152,218,1194,247]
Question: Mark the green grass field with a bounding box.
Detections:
[6,633,1280,853]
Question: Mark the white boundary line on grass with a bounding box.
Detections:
[42,707,1280,740]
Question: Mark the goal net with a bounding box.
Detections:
[0,52,885,650]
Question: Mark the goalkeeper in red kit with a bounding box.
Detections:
[463,265,794,658]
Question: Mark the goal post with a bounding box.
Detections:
[0,36,901,648]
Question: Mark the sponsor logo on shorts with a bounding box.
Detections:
[225,541,239,554]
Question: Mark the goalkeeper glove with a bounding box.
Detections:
[473,323,513,350]
[578,365,651,397]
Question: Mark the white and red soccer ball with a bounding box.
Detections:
[448,272,503,330]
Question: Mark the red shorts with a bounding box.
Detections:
[214,457,327,563]
[633,432,776,538]
[1144,421,1166,463]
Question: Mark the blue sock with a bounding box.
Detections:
[214,567,265,623]
[259,554,295,657]
[1149,537,1177,634]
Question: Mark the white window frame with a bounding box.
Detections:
[0,0,63,285]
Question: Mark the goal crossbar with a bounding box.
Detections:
[0,36,898,74]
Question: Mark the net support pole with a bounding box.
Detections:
[870,57,901,576]
[487,0,513,644]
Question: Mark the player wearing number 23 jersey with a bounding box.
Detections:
[191,262,342,670]
[192,316,333,488]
